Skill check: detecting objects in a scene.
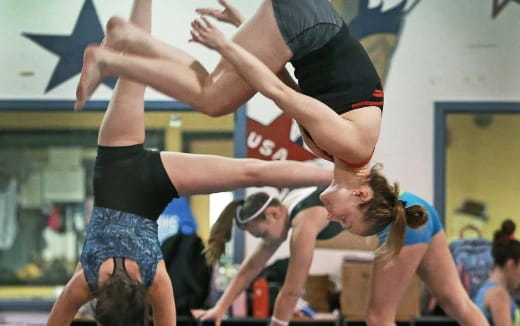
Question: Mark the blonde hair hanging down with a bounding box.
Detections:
[204,199,243,266]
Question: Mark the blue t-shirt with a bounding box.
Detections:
[474,281,518,326]
[377,192,443,246]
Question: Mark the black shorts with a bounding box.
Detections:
[93,144,179,220]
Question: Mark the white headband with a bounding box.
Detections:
[236,195,274,225]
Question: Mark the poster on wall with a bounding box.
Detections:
[246,111,318,162]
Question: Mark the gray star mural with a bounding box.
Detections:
[22,0,116,93]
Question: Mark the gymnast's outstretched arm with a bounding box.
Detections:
[47,264,92,326]
[192,238,284,326]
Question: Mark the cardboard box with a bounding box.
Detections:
[303,274,332,312]
[340,262,420,321]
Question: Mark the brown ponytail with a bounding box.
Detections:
[378,196,406,260]
[405,205,428,228]
[204,199,243,266]
[361,164,428,260]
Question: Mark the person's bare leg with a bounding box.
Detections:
[159,153,332,197]
[418,231,490,326]
[76,45,211,114]
[104,16,202,65]
[105,15,300,91]
[97,1,149,146]
[76,0,292,115]
[366,244,428,326]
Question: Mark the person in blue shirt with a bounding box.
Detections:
[359,191,488,326]
[474,221,520,326]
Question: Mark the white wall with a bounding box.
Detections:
[376,0,520,199]
[2,0,520,270]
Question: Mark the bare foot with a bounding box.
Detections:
[75,45,105,111]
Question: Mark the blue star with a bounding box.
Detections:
[22,0,116,93]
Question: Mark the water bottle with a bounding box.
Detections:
[252,277,269,318]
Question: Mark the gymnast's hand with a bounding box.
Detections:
[195,0,245,27]
[191,307,225,326]
[190,16,228,50]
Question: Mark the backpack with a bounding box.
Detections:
[448,236,493,299]
[160,233,213,315]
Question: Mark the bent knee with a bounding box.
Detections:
[195,97,241,117]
